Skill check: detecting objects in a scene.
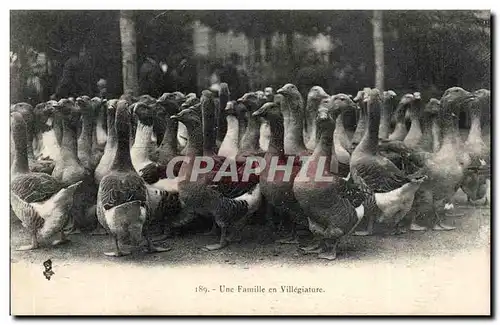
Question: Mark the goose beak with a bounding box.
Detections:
[170,114,180,121]
[276,88,285,95]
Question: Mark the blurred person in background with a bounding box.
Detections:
[25,49,47,106]
[220,53,248,99]
[176,57,197,94]
[10,52,21,103]
[139,53,177,97]
[296,51,328,98]
[97,78,108,99]
[51,43,94,100]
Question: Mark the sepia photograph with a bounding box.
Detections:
[8,6,492,316]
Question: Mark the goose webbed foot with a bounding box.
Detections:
[104,237,130,257]
[144,245,171,254]
[301,238,326,255]
[203,243,227,251]
[317,241,338,260]
[204,225,228,251]
[16,244,38,251]
[300,240,321,252]
[145,235,171,253]
[64,228,81,236]
[17,233,39,251]
[276,225,299,244]
[90,225,108,236]
[63,222,80,235]
[410,223,428,231]
[353,230,372,236]
[152,233,173,242]
[354,213,374,236]
[104,250,131,257]
[52,231,71,246]
[432,223,456,231]
[444,203,464,217]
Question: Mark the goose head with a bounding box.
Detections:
[181,94,200,109]
[405,92,424,120]
[329,93,357,116]
[424,98,441,117]
[441,87,476,117]
[76,95,93,117]
[55,98,81,129]
[159,92,186,105]
[252,102,282,123]
[33,102,54,130]
[11,111,26,140]
[223,101,239,117]
[382,90,398,108]
[133,101,157,126]
[468,88,490,116]
[157,93,183,121]
[11,102,34,131]
[276,83,301,100]
[307,86,329,103]
[367,88,383,111]
[91,96,107,117]
[170,106,202,129]
[392,93,414,123]
[237,92,260,113]
[316,99,336,131]
[115,100,132,137]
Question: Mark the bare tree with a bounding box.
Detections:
[372,10,384,91]
[120,10,138,95]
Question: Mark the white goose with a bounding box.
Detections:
[10,111,81,250]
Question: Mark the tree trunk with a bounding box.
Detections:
[372,10,384,91]
[119,10,138,96]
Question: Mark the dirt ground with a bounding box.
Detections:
[10,187,491,315]
[10,130,491,315]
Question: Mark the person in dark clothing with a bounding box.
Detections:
[52,44,94,99]
[139,56,163,97]
[97,78,108,99]
[10,52,22,103]
[176,58,198,94]
[139,56,177,97]
[219,53,244,99]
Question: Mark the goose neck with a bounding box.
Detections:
[61,120,79,160]
[358,102,380,154]
[467,114,482,142]
[11,130,29,175]
[185,125,204,156]
[240,116,261,152]
[268,118,285,156]
[110,126,133,172]
[159,117,179,155]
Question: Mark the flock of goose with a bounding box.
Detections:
[10,82,490,260]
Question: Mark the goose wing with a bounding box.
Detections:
[11,173,63,203]
[99,174,148,210]
[352,155,411,193]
